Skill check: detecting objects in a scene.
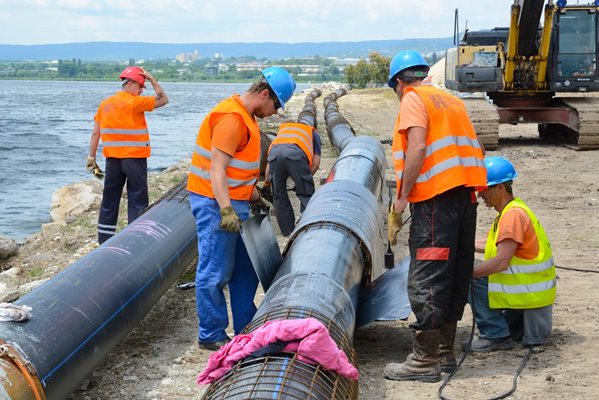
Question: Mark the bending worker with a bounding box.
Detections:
[187,67,296,350]
[385,50,486,382]
[88,66,168,244]
[468,156,556,352]
[264,122,321,236]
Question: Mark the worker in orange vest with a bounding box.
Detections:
[384,50,487,383]
[87,66,168,244]
[263,122,321,236]
[187,67,296,351]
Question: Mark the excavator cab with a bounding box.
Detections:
[444,1,599,150]
[444,9,507,93]
[548,6,599,92]
[444,27,507,92]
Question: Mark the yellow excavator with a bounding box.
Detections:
[445,0,599,149]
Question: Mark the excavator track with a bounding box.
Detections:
[462,97,500,150]
[559,97,599,150]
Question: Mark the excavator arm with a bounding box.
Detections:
[504,0,556,91]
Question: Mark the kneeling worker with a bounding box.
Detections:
[469,156,556,352]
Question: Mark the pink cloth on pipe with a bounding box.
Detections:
[197,317,359,385]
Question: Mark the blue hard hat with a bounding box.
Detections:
[484,156,518,186]
[388,50,429,88]
[261,67,296,109]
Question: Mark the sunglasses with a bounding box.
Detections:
[269,90,281,109]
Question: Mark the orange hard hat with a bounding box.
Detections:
[120,66,146,88]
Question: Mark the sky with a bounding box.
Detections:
[1,0,513,45]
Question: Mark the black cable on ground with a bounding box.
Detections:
[437,313,476,400]
[438,279,535,400]
[555,265,599,274]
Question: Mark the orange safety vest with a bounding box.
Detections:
[391,86,486,202]
[187,95,261,201]
[98,91,152,158]
[269,122,315,166]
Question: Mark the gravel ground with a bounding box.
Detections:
[1,87,598,399]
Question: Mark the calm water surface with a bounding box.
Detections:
[0,80,307,239]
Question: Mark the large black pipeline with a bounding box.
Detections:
[202,88,388,400]
[0,182,197,400]
[297,88,321,128]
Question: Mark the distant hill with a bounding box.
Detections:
[0,38,453,61]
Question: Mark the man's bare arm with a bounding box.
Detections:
[473,239,518,278]
[210,148,233,209]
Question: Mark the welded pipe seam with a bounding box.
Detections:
[203,84,380,400]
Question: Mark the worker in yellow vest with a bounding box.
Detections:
[87,66,168,244]
[384,50,487,383]
[263,122,321,236]
[467,156,556,352]
[187,67,296,351]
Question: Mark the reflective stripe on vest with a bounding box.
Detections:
[270,122,314,166]
[187,95,260,201]
[391,86,486,202]
[488,278,556,295]
[503,257,555,275]
[194,145,260,170]
[103,141,150,148]
[100,128,149,135]
[416,156,485,183]
[486,198,556,309]
[98,91,152,159]
[188,165,257,187]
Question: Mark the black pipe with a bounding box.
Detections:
[297,88,321,128]
[0,182,197,400]
[203,88,388,400]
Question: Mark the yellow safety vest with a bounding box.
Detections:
[485,198,556,309]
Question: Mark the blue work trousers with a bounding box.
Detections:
[190,193,259,343]
[470,276,552,345]
[98,157,148,244]
[470,276,512,339]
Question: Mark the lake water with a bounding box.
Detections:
[0,80,308,239]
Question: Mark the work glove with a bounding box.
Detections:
[250,193,270,216]
[219,206,242,232]
[388,208,403,246]
[257,182,273,204]
[86,156,104,179]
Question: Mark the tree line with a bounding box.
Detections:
[0,57,343,83]
[0,51,442,86]
[344,51,442,89]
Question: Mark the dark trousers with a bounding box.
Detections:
[407,186,478,330]
[268,145,315,236]
[98,157,148,244]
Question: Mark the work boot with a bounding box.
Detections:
[439,321,457,373]
[462,336,514,353]
[384,329,441,383]
[198,336,232,351]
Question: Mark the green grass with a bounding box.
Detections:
[28,267,44,277]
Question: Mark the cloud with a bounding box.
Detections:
[1,0,512,45]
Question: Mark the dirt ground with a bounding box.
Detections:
[1,87,599,400]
